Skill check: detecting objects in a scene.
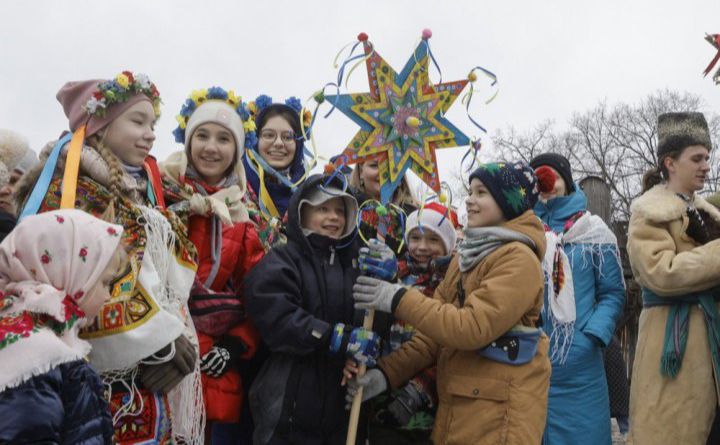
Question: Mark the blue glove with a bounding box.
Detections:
[359,238,398,281]
[329,323,381,367]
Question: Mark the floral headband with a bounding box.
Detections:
[247,94,313,135]
[172,86,257,149]
[84,71,161,118]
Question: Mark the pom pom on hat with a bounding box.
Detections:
[405,202,458,255]
[535,166,556,193]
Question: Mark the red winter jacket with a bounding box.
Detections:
[165,173,265,423]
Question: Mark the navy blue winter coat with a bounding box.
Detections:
[0,359,114,444]
[245,175,363,445]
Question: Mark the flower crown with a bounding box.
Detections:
[247,94,313,136]
[172,86,257,149]
[84,71,161,118]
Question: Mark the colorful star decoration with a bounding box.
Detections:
[328,32,470,204]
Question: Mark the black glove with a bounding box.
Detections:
[376,384,422,427]
[141,335,197,393]
[200,336,248,378]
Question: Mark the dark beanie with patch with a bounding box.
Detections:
[469,161,540,220]
[529,152,575,192]
[657,112,712,157]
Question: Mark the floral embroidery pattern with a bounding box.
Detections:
[0,313,37,349]
[79,246,88,262]
[107,227,119,237]
[0,296,85,350]
[55,215,65,224]
[40,250,52,264]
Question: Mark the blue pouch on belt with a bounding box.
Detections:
[478,326,541,365]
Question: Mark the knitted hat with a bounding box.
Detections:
[56,72,161,138]
[13,149,38,174]
[469,161,540,220]
[0,129,30,171]
[299,185,359,239]
[405,202,458,255]
[657,112,712,157]
[529,152,574,192]
[184,100,246,159]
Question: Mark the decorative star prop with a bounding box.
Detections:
[328,33,470,204]
[704,33,720,84]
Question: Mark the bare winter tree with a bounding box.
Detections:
[487,89,720,222]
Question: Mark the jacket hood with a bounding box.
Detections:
[533,185,587,232]
[499,209,547,261]
[287,174,358,248]
[631,183,720,223]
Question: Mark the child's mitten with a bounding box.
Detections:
[329,323,381,366]
[358,238,398,281]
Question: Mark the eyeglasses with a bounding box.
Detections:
[260,130,296,144]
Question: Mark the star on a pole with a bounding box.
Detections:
[328,32,470,203]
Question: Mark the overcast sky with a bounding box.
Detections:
[2,0,720,197]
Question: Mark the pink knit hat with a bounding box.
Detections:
[56,73,160,137]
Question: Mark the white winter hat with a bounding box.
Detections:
[405,202,458,255]
[0,129,30,171]
[185,101,245,159]
[14,149,38,174]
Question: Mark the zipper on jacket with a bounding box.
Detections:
[329,246,336,265]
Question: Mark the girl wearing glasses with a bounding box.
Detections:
[243,95,311,250]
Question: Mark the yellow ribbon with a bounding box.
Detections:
[247,150,280,219]
[60,125,86,209]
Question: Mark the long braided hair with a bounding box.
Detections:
[91,136,125,222]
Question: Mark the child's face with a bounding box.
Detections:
[80,248,128,320]
[301,197,346,239]
[258,115,297,170]
[407,228,447,267]
[102,101,157,167]
[190,123,236,185]
[466,178,506,228]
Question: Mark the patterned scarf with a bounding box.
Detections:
[543,210,622,364]
[0,210,123,391]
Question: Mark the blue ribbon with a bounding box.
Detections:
[18,133,73,222]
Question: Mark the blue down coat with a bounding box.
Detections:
[534,188,625,445]
[0,359,113,444]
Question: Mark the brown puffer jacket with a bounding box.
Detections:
[378,210,550,445]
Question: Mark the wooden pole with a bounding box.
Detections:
[346,219,387,445]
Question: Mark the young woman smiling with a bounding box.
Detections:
[161,86,265,444]
[243,95,312,249]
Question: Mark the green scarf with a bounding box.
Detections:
[642,288,720,381]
